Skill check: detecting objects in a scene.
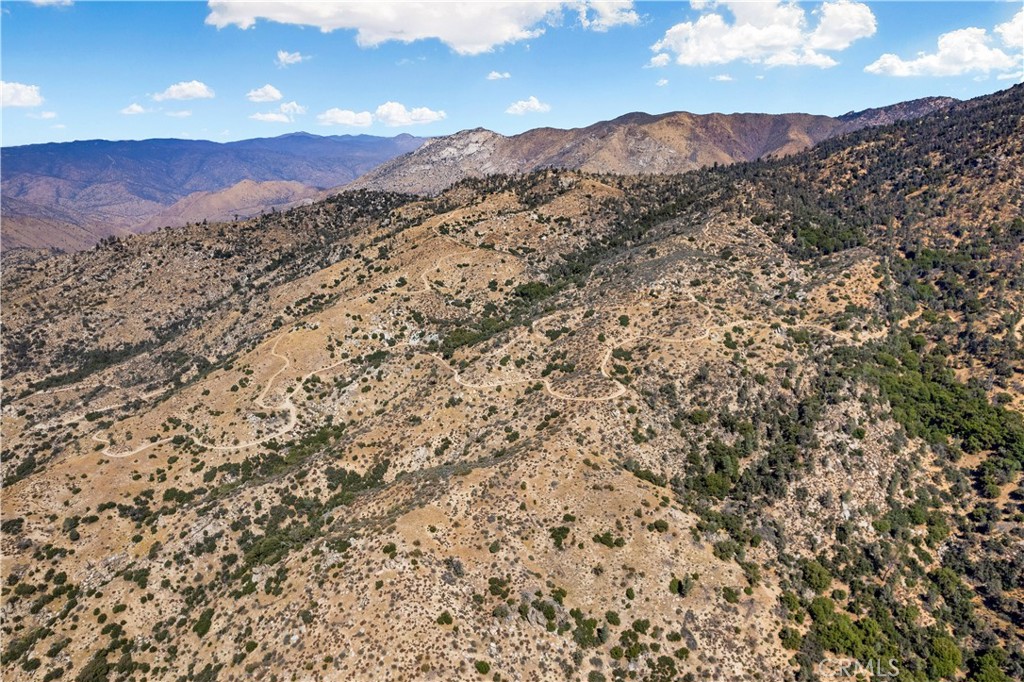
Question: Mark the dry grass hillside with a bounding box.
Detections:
[1,87,1021,682]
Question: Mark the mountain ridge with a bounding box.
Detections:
[349,96,959,195]
[1,96,958,253]
[0,132,427,252]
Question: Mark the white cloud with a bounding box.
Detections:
[120,103,146,115]
[250,111,291,123]
[153,80,215,101]
[28,110,57,120]
[207,1,639,56]
[865,26,1018,77]
[808,0,877,51]
[275,50,308,67]
[651,0,875,68]
[317,108,374,127]
[656,78,669,87]
[647,53,671,68]
[247,84,283,102]
[995,9,1023,52]
[166,110,192,118]
[505,95,551,115]
[711,74,734,82]
[487,71,512,80]
[250,101,307,123]
[577,0,640,32]
[279,101,306,116]
[375,101,447,126]
[1,81,44,108]
[30,0,73,6]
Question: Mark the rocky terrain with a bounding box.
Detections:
[1,85,1021,682]
[350,97,957,196]
[0,133,426,253]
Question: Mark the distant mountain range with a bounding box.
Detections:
[1,96,956,253]
[351,96,957,195]
[0,133,426,252]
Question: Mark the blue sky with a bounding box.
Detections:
[1,1,1021,146]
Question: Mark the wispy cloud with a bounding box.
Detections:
[250,101,307,123]
[250,111,290,123]
[487,71,511,80]
[275,50,308,67]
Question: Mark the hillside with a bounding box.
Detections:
[1,85,1021,682]
[350,96,957,195]
[135,180,322,232]
[0,133,426,252]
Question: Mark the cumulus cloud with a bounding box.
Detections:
[711,74,734,81]
[275,50,308,67]
[153,80,215,101]
[120,103,146,115]
[808,0,877,50]
[487,71,512,80]
[506,95,551,115]
[28,111,58,120]
[250,100,307,123]
[316,101,446,127]
[651,0,875,68]
[317,108,374,127]
[247,84,283,102]
[995,9,1023,51]
[207,1,639,56]
[656,78,669,86]
[1,81,44,107]
[865,24,1018,77]
[375,101,447,126]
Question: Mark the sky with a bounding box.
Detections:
[1,1,1021,147]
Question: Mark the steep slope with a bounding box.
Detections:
[0,133,425,252]
[351,96,957,195]
[1,86,1021,682]
[135,179,322,231]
